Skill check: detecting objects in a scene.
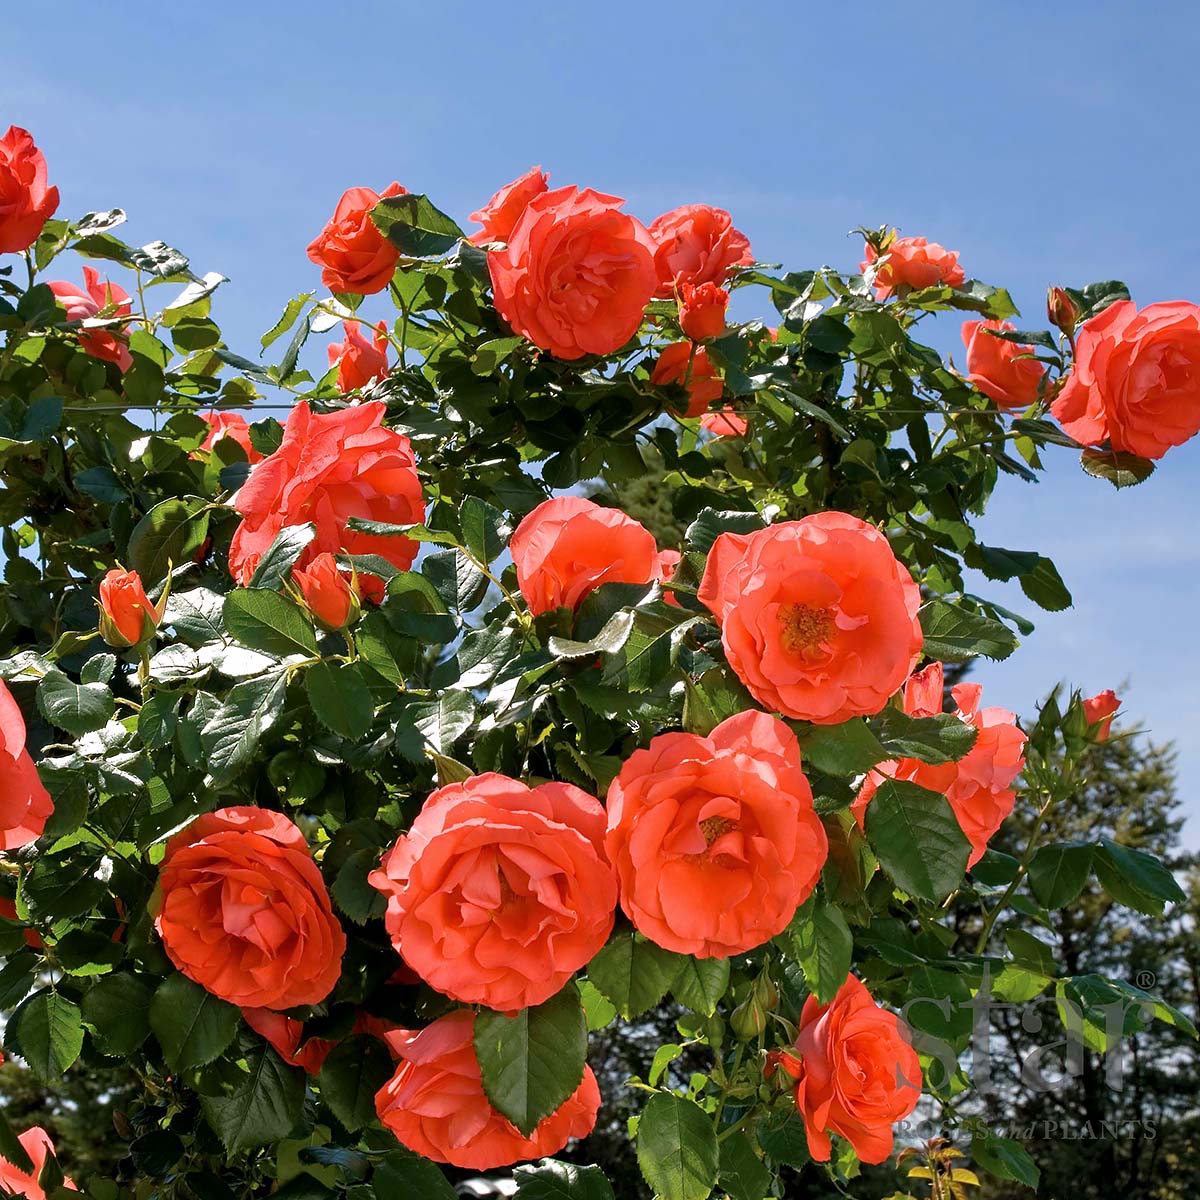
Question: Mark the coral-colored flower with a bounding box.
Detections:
[198,411,263,463]
[368,773,617,1011]
[698,514,923,724]
[648,204,753,299]
[376,1010,600,1170]
[701,408,748,437]
[510,496,677,617]
[307,182,407,295]
[327,321,390,392]
[1082,689,1120,742]
[242,1007,335,1075]
[605,711,828,957]
[154,807,345,1009]
[785,975,922,1164]
[0,126,59,254]
[469,166,549,246]
[0,895,42,948]
[651,341,724,416]
[678,281,729,342]
[861,236,964,300]
[852,662,1027,867]
[1050,300,1200,459]
[0,1126,76,1197]
[0,680,53,851]
[228,400,423,586]
[961,320,1046,411]
[293,552,362,631]
[98,568,162,648]
[47,266,133,370]
[488,186,657,360]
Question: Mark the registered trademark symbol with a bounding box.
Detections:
[1136,970,1156,989]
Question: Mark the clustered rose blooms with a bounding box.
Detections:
[1050,300,1200,459]
[0,1125,76,1197]
[228,400,423,585]
[852,662,1028,867]
[328,319,390,392]
[961,319,1047,410]
[862,234,965,300]
[648,203,753,298]
[0,678,54,850]
[293,552,364,631]
[0,125,59,254]
[606,711,828,957]
[510,496,678,617]
[468,165,549,245]
[699,513,923,724]
[1083,688,1121,741]
[488,186,658,360]
[772,975,922,1164]
[98,567,162,648]
[651,341,724,416]
[369,773,617,1011]
[678,280,729,341]
[375,1010,600,1170]
[47,266,134,370]
[154,807,345,1009]
[307,182,406,295]
[199,410,263,463]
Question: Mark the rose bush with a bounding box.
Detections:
[0,132,1194,1200]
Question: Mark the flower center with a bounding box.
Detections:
[699,816,735,847]
[778,603,835,656]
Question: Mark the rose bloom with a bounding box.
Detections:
[368,773,617,1011]
[375,1010,600,1170]
[488,186,657,360]
[469,165,549,245]
[198,411,263,463]
[0,895,43,948]
[701,408,748,437]
[605,710,828,957]
[243,1007,335,1075]
[48,266,133,370]
[293,552,362,631]
[648,204,753,298]
[328,320,390,392]
[0,1126,77,1197]
[773,975,921,1164]
[852,662,1028,867]
[307,182,407,295]
[698,513,923,724]
[228,400,423,585]
[0,679,54,850]
[651,341,724,417]
[1082,688,1120,742]
[678,281,729,341]
[1049,300,1200,459]
[861,236,965,300]
[961,319,1046,410]
[98,567,162,647]
[0,125,60,253]
[154,806,345,1009]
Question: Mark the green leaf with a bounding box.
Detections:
[579,979,617,1031]
[718,1131,772,1200]
[6,991,83,1080]
[370,193,465,258]
[460,496,510,565]
[757,1111,811,1168]
[794,718,886,776]
[200,1034,306,1153]
[682,669,756,737]
[37,666,115,735]
[223,588,318,657]
[971,1131,1040,1189]
[249,524,318,590]
[1094,837,1185,915]
[413,689,476,755]
[0,1107,35,1175]
[548,610,635,660]
[671,957,730,1016]
[150,974,239,1070]
[636,1092,719,1200]
[871,708,978,764]
[918,598,1019,662]
[514,1159,616,1200]
[137,692,179,750]
[332,847,387,924]
[474,983,587,1137]
[127,497,211,584]
[305,661,375,740]
[317,1035,394,1132]
[587,931,684,1020]
[784,897,853,1004]
[82,973,153,1056]
[864,779,971,902]
[372,1148,457,1200]
[200,671,288,785]
[1027,841,1093,908]
[262,294,313,350]
[684,508,764,554]
[164,586,227,647]
[1080,447,1155,488]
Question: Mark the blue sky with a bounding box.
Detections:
[7,2,1198,843]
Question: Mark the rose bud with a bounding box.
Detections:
[293,552,362,631]
[678,281,729,341]
[1047,286,1080,336]
[1082,689,1120,742]
[98,568,163,648]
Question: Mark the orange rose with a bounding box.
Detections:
[47,267,133,370]
[605,711,828,957]
[368,773,617,1011]
[198,411,263,463]
[306,182,407,295]
[783,975,922,1164]
[861,236,965,300]
[0,680,54,850]
[678,281,729,341]
[0,1126,76,1197]
[375,1010,600,1170]
[698,514,923,724]
[469,166,549,245]
[154,807,345,1009]
[488,186,657,360]
[1050,300,1200,459]
[292,552,361,631]
[243,1007,335,1075]
[701,408,748,437]
[852,662,1027,867]
[327,320,389,392]
[1082,688,1120,742]
[0,126,60,254]
[648,204,753,299]
[228,400,423,586]
[510,496,677,617]
[98,567,162,648]
[960,319,1046,410]
[651,341,724,416]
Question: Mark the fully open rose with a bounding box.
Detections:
[699,513,923,723]
[862,234,964,299]
[648,203,753,297]
[47,267,134,370]
[469,165,549,245]
[605,710,828,957]
[154,807,345,1009]
[0,125,59,254]
[0,679,54,850]
[369,773,617,1010]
